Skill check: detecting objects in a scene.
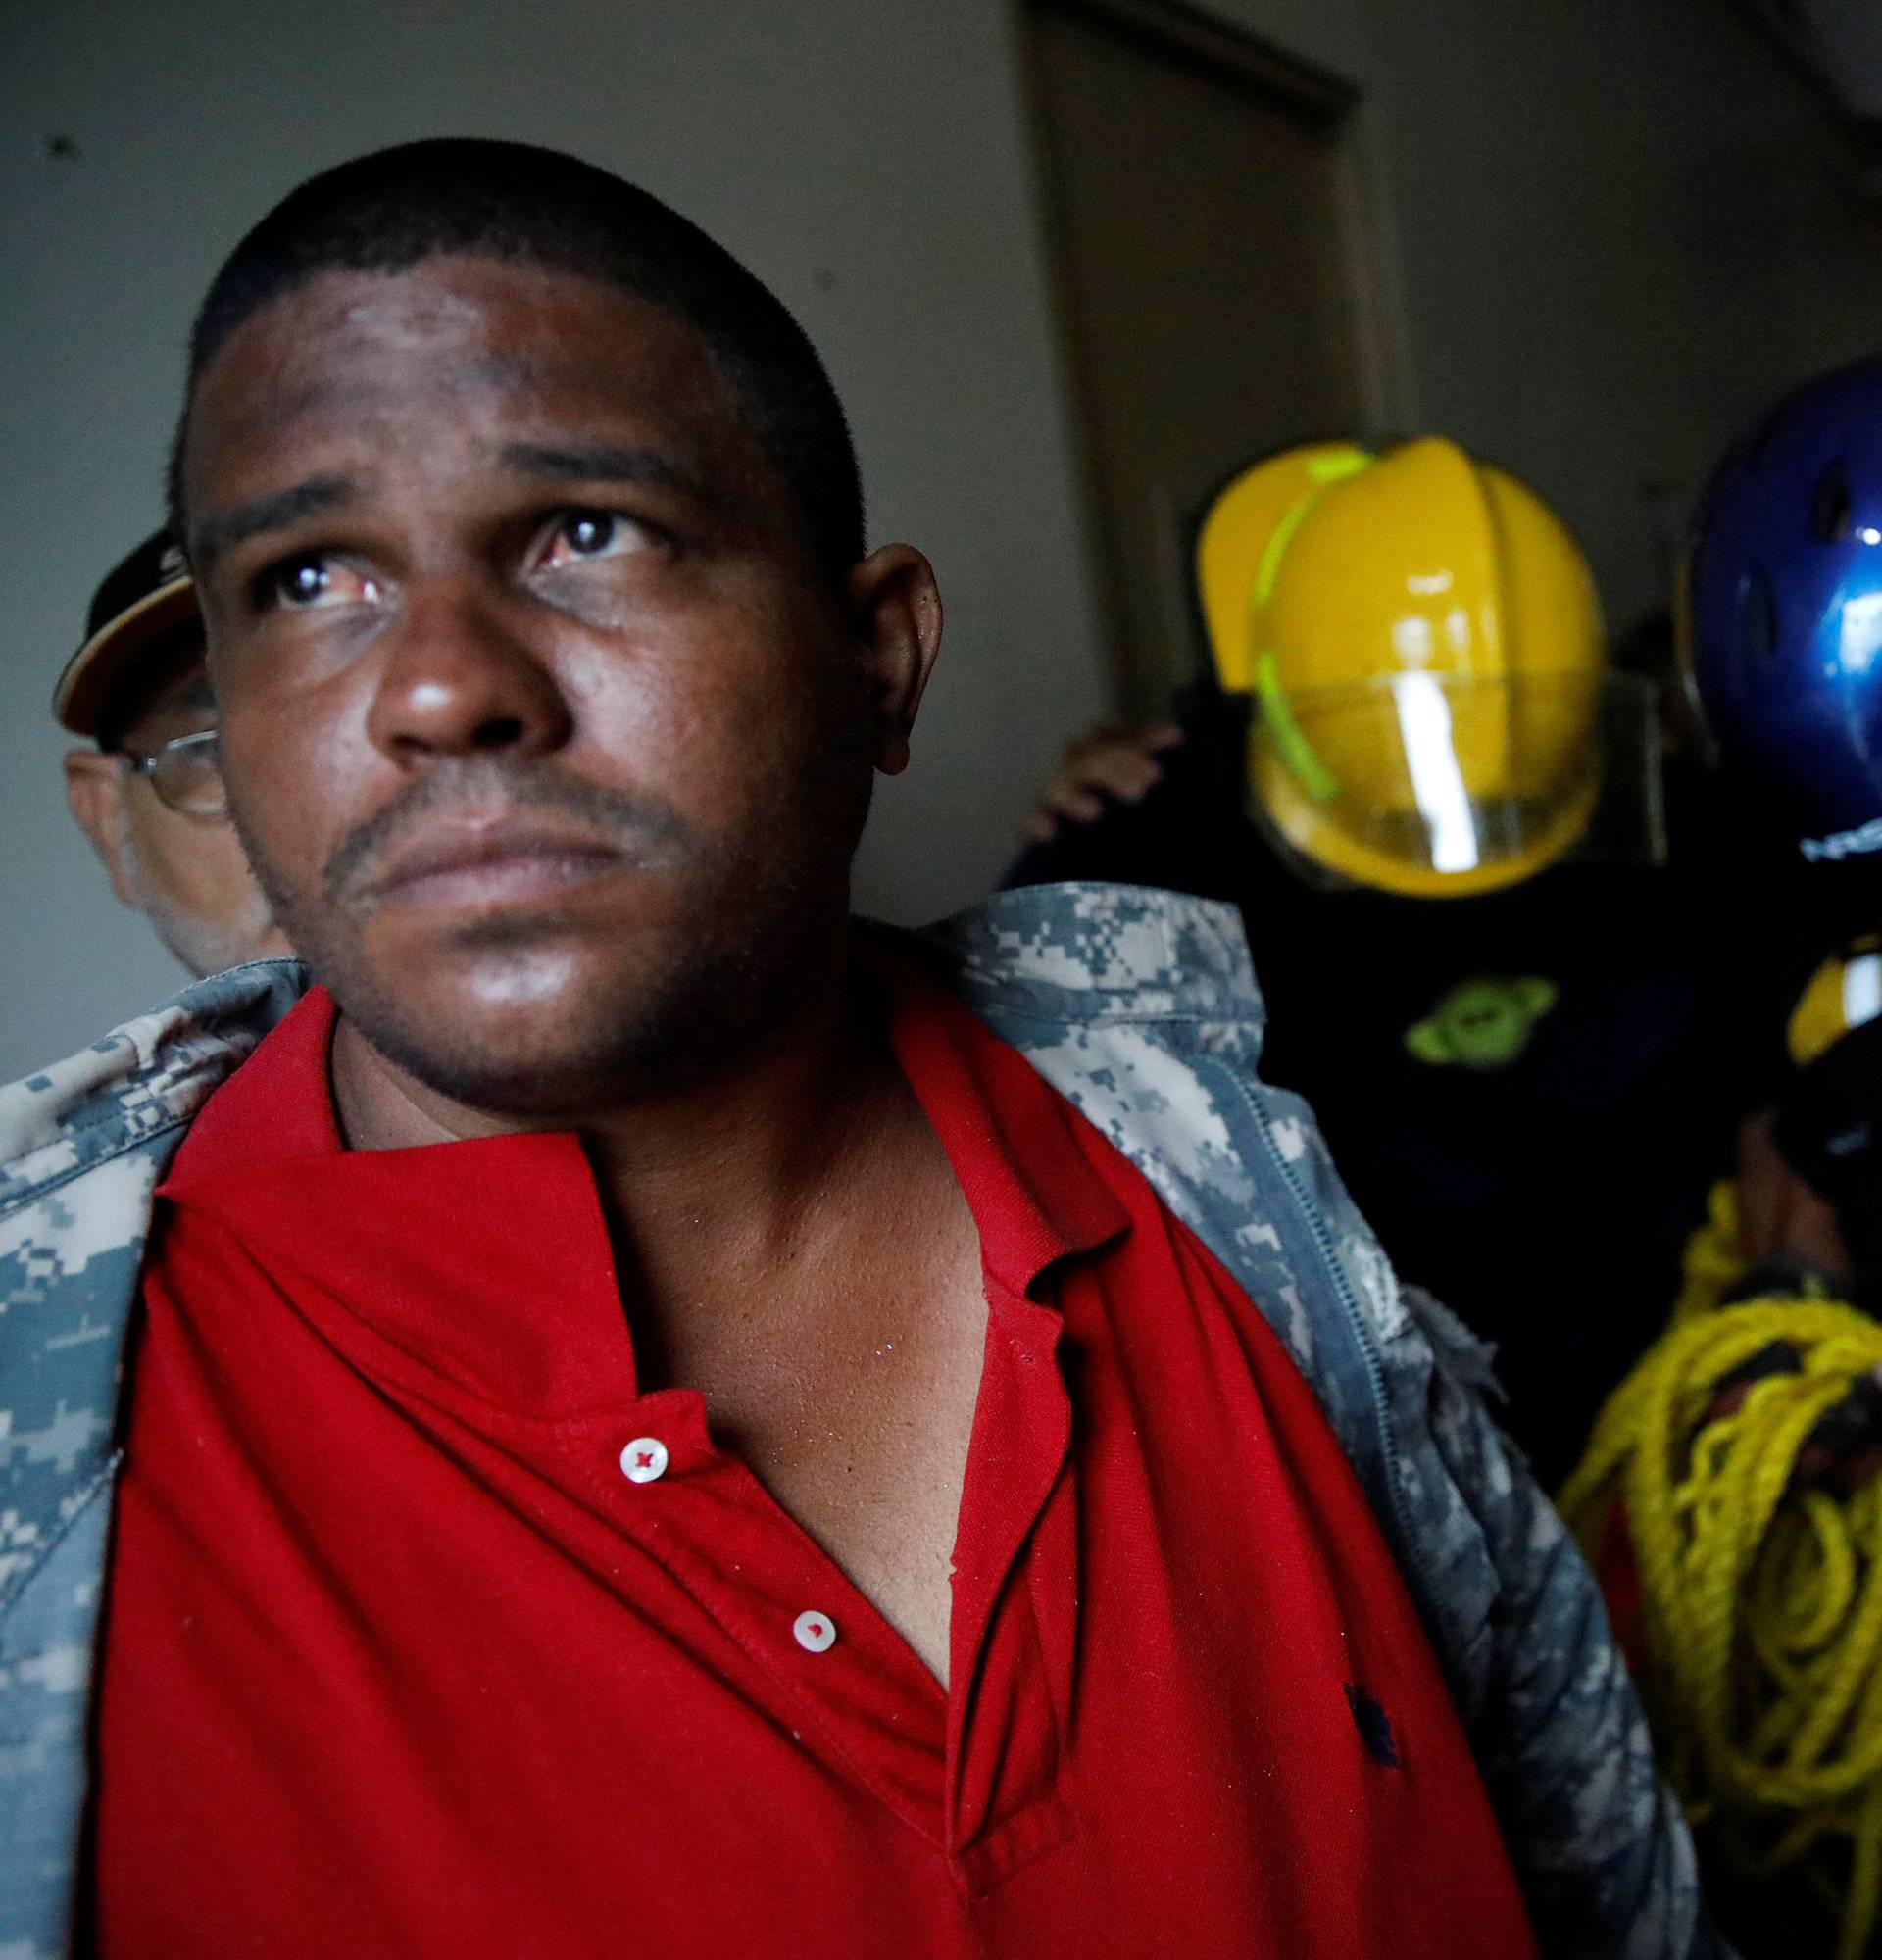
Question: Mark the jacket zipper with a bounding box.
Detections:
[1226,1068,1417,1569]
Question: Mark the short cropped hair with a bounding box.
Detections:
[169,138,865,581]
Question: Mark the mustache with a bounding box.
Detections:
[323,759,698,907]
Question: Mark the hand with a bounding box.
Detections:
[1720,1111,1869,1492]
[1734,1110,1852,1280]
[1021,721,1186,844]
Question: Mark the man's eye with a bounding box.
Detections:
[537,511,652,569]
[264,556,378,611]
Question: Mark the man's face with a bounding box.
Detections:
[180,255,934,1115]
[63,638,286,977]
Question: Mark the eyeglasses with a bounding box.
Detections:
[120,727,229,820]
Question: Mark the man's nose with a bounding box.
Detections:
[365,579,573,765]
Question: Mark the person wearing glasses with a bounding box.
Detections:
[59,527,286,976]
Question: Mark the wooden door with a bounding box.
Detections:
[1024,0,1393,708]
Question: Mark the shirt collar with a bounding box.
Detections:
[162,983,344,1184]
[159,986,634,1416]
[161,952,1132,1384]
[867,946,1130,1300]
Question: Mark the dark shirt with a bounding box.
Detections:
[1007,714,1879,1485]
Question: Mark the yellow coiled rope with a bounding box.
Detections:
[1560,1181,1882,1959]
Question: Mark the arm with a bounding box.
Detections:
[1003,718,1255,900]
[1249,1068,1731,1957]
[1402,1282,1733,1958]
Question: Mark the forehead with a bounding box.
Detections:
[182,256,765,514]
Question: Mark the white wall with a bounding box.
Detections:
[1354,0,1882,621]
[3,0,1880,1078]
[1206,0,1882,618]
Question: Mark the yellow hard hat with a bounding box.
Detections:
[1197,438,1610,898]
[1788,936,1882,1069]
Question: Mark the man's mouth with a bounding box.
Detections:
[355,813,643,913]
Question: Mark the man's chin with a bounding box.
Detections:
[322,932,771,1120]
[276,846,843,1120]
[349,993,681,1117]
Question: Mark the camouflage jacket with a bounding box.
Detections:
[0,884,1719,1958]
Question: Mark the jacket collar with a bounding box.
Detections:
[911,883,1266,1043]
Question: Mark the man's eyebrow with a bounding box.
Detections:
[498,442,707,498]
[189,475,358,574]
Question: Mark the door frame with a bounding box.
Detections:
[1014,0,1413,707]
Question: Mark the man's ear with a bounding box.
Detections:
[64,749,140,906]
[846,545,943,777]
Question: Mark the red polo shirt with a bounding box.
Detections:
[93,964,1535,1957]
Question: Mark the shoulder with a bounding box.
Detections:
[908,880,1268,1035]
[0,959,313,1212]
[0,960,315,1617]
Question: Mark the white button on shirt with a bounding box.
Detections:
[619,1437,669,1484]
[793,1610,837,1653]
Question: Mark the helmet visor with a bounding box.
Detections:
[1247,670,1664,898]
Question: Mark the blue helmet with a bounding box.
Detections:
[1685,358,1882,860]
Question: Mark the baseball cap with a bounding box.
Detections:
[53,528,202,738]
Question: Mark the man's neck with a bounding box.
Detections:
[327,931,989,1680]
[325,927,906,1329]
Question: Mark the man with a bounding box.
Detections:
[0,141,1716,1958]
[1010,445,1863,1486]
[59,528,284,974]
